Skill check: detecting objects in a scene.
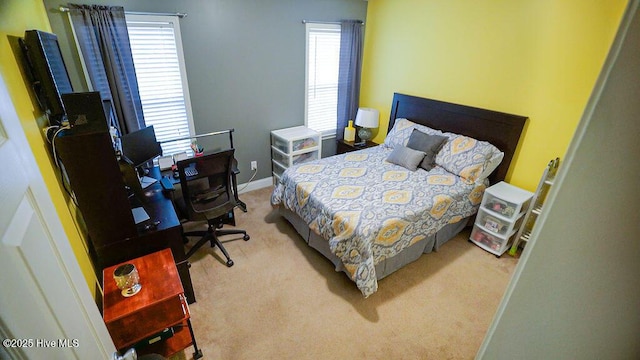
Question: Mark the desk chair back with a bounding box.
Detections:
[176,149,237,222]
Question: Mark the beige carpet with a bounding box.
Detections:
[180,187,518,359]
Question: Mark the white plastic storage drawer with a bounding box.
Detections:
[470,225,515,254]
[476,208,523,237]
[292,150,319,165]
[481,182,532,220]
[271,147,320,167]
[270,126,320,154]
[272,160,286,178]
[271,147,289,166]
[482,194,521,219]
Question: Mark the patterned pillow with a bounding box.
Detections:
[383,118,444,149]
[435,133,500,183]
[477,151,504,183]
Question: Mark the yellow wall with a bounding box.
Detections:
[0,0,98,292]
[0,0,626,291]
[361,0,627,191]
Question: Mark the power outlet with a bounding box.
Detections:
[250,161,258,171]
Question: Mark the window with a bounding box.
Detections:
[126,14,195,155]
[305,23,341,138]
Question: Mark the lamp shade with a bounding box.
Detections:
[354,107,379,128]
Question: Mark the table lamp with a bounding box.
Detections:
[354,107,379,144]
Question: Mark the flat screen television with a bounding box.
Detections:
[20,30,74,125]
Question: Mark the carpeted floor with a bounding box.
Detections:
[179,186,518,359]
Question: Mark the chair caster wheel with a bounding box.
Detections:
[243,234,250,241]
[226,259,234,267]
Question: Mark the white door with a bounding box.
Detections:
[0,73,115,359]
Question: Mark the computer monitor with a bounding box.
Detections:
[120,126,162,173]
[61,92,109,134]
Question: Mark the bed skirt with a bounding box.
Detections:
[279,206,470,281]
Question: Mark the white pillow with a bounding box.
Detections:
[476,151,504,184]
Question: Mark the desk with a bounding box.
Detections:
[103,249,202,359]
[54,129,196,303]
[102,165,196,303]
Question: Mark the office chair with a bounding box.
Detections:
[176,149,250,267]
[159,129,247,212]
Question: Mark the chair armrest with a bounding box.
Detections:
[232,158,240,175]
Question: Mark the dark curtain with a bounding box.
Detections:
[68,4,144,134]
[336,20,363,140]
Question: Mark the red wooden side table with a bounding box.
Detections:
[103,249,202,359]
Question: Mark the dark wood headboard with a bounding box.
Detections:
[388,93,527,184]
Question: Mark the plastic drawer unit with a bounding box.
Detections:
[470,181,533,257]
[270,126,321,185]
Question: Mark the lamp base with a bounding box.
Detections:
[357,127,373,142]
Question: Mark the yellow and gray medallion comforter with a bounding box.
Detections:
[271,145,485,297]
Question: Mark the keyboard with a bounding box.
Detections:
[185,167,198,177]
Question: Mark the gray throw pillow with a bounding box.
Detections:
[386,146,426,171]
[406,129,447,171]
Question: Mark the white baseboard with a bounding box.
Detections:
[238,176,273,194]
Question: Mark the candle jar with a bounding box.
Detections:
[113,263,142,297]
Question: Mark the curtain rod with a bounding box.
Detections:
[302,20,364,25]
[58,6,187,18]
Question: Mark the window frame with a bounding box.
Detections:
[304,22,341,139]
[125,14,196,155]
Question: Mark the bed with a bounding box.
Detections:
[271,93,527,297]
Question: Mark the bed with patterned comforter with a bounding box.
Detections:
[271,145,486,297]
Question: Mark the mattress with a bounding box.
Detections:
[280,206,470,280]
[271,145,485,297]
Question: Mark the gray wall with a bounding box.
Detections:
[478,1,640,358]
[44,0,368,183]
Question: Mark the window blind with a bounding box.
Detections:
[126,15,194,155]
[305,23,341,137]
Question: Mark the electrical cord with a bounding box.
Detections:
[44,125,60,144]
[51,125,70,169]
[237,167,258,193]
[50,125,78,206]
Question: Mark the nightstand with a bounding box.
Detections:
[271,126,322,185]
[103,249,202,359]
[470,182,533,257]
[336,139,378,154]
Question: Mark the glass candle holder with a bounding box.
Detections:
[113,263,142,297]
